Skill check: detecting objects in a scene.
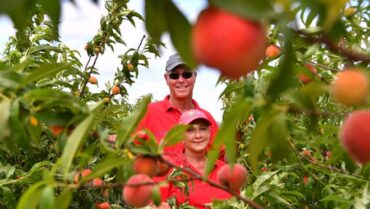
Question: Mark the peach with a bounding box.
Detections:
[111,86,120,95]
[127,63,134,71]
[340,110,370,164]
[265,44,281,58]
[92,178,103,187]
[30,116,38,126]
[98,202,110,209]
[156,156,171,177]
[217,163,248,191]
[81,169,92,178]
[192,7,266,79]
[331,69,369,106]
[89,76,98,84]
[49,125,64,137]
[133,155,157,177]
[298,64,317,84]
[123,174,153,207]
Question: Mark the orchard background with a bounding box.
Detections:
[0,0,370,208]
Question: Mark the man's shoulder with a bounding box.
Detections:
[147,99,166,109]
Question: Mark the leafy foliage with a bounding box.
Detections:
[1,0,370,208]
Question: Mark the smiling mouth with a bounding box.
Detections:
[192,140,205,143]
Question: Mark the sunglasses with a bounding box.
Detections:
[168,72,193,80]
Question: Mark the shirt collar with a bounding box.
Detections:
[163,95,200,112]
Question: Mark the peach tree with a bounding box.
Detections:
[1,0,370,209]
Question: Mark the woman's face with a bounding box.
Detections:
[184,119,210,154]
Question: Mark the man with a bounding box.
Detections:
[137,53,221,157]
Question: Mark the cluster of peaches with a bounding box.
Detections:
[121,155,248,207]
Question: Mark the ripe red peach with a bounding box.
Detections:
[123,174,154,207]
[265,44,281,58]
[192,7,266,79]
[331,69,369,106]
[217,163,248,191]
[298,64,317,84]
[92,178,103,187]
[133,155,158,177]
[81,169,92,178]
[339,110,370,164]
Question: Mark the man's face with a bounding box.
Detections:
[165,65,196,100]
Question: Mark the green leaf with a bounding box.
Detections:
[38,186,55,209]
[38,0,61,30]
[0,70,22,89]
[266,29,296,102]
[59,102,103,178]
[116,96,150,148]
[9,99,31,150]
[81,155,127,181]
[22,63,70,86]
[0,0,34,32]
[205,99,251,176]
[144,0,167,43]
[248,110,289,171]
[16,182,45,209]
[0,99,11,142]
[55,190,72,209]
[210,0,274,20]
[164,1,196,69]
[159,125,187,150]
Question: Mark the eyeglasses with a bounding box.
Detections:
[168,72,193,80]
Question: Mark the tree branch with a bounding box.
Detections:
[297,30,370,65]
[161,157,265,209]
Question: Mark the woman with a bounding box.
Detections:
[167,109,233,209]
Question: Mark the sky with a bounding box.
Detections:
[0,0,226,122]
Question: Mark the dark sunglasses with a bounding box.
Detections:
[168,71,193,80]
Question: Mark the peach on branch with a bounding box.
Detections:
[192,7,266,79]
[123,174,154,207]
[111,86,120,95]
[133,155,158,177]
[331,69,369,106]
[339,110,370,164]
[217,163,248,191]
[89,76,98,84]
[265,44,281,58]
